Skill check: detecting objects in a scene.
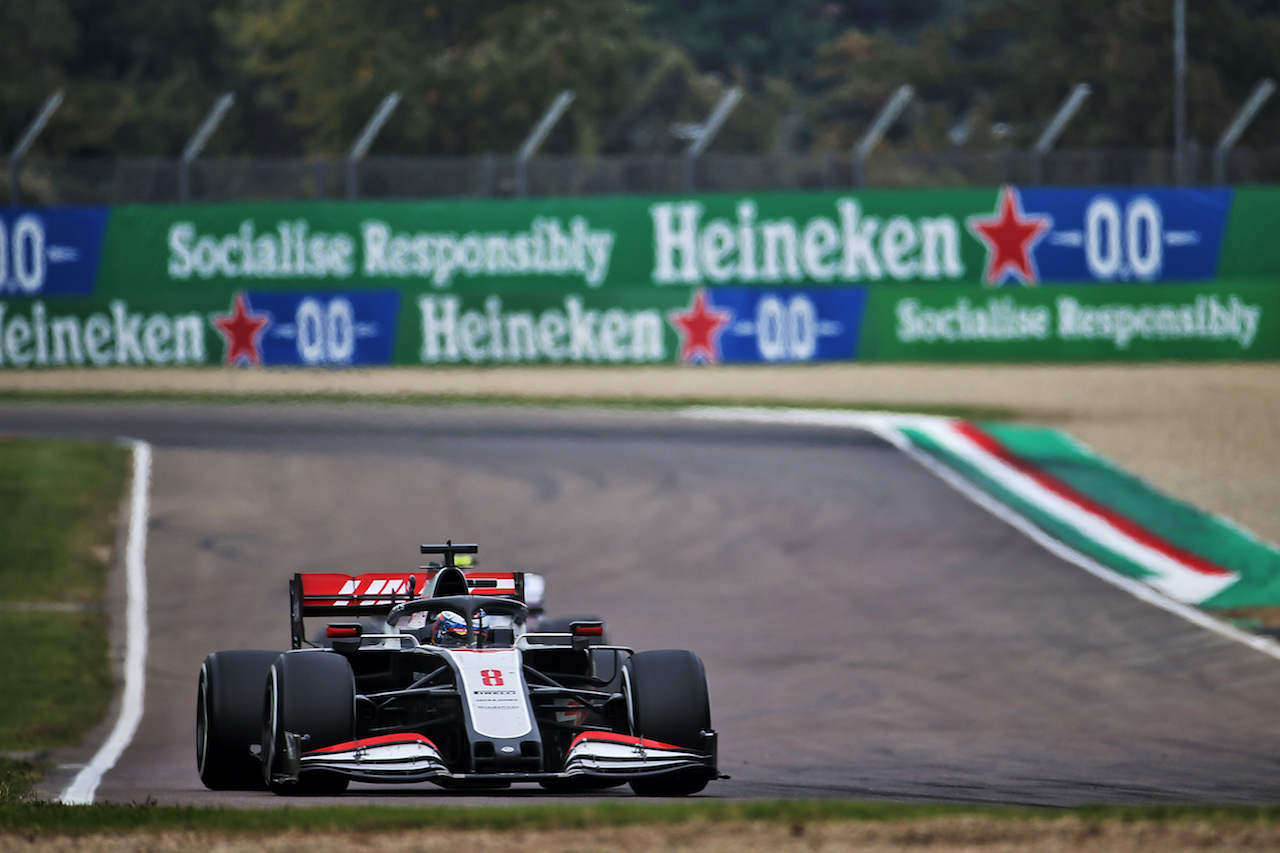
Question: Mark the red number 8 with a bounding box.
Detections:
[480,669,504,686]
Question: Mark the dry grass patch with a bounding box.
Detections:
[10,817,1280,853]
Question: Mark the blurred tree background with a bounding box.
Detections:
[1,0,1276,158]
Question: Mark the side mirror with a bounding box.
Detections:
[570,620,605,650]
[326,622,363,653]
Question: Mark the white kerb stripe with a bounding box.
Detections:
[686,406,1236,602]
[60,439,151,805]
[910,419,1236,605]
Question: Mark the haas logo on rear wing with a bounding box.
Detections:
[287,542,532,649]
[329,575,414,606]
[288,570,527,649]
[296,572,521,609]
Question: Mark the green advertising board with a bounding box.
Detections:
[858,280,1280,362]
[1218,187,1280,281]
[99,189,998,295]
[1,185,1277,367]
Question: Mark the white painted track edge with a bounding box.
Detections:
[59,439,151,805]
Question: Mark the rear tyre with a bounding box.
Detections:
[196,650,280,791]
[623,649,712,797]
[262,651,355,796]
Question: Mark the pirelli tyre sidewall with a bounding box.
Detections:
[262,651,355,796]
[622,649,712,796]
[196,649,281,791]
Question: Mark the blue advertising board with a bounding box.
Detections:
[211,289,401,366]
[670,287,868,363]
[993,188,1231,285]
[0,207,109,297]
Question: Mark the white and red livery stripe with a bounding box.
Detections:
[562,732,710,776]
[301,733,446,775]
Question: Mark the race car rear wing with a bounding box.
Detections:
[289,542,528,648]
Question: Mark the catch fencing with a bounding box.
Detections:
[7,146,1279,205]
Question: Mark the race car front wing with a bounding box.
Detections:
[295,733,449,781]
[560,731,717,777]
[282,730,718,786]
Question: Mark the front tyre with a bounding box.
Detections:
[262,651,355,796]
[196,650,281,791]
[623,649,713,797]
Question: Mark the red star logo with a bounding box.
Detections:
[668,289,732,364]
[967,186,1052,286]
[211,292,270,366]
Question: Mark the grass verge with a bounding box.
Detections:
[0,613,115,752]
[0,438,130,603]
[0,759,41,806]
[0,438,130,800]
[2,799,1280,835]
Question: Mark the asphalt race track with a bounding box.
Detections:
[7,401,1280,806]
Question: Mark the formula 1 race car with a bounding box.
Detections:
[196,542,719,796]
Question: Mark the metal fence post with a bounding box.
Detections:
[516,90,574,197]
[8,91,64,204]
[1031,83,1091,186]
[345,93,401,200]
[678,87,742,192]
[180,93,234,203]
[1174,0,1188,185]
[852,85,912,187]
[1214,79,1276,184]
[482,153,498,198]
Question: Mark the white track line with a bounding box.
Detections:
[60,439,151,805]
[683,407,1280,663]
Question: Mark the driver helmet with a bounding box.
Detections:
[432,610,469,647]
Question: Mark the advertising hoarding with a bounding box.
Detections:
[1,186,1276,367]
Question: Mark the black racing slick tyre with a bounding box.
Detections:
[623,649,712,797]
[196,650,280,791]
[262,651,355,796]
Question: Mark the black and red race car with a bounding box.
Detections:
[196,542,720,796]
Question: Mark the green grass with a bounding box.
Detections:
[0,612,114,752]
[0,759,41,806]
[2,799,1280,835]
[0,437,130,603]
[0,438,130,800]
